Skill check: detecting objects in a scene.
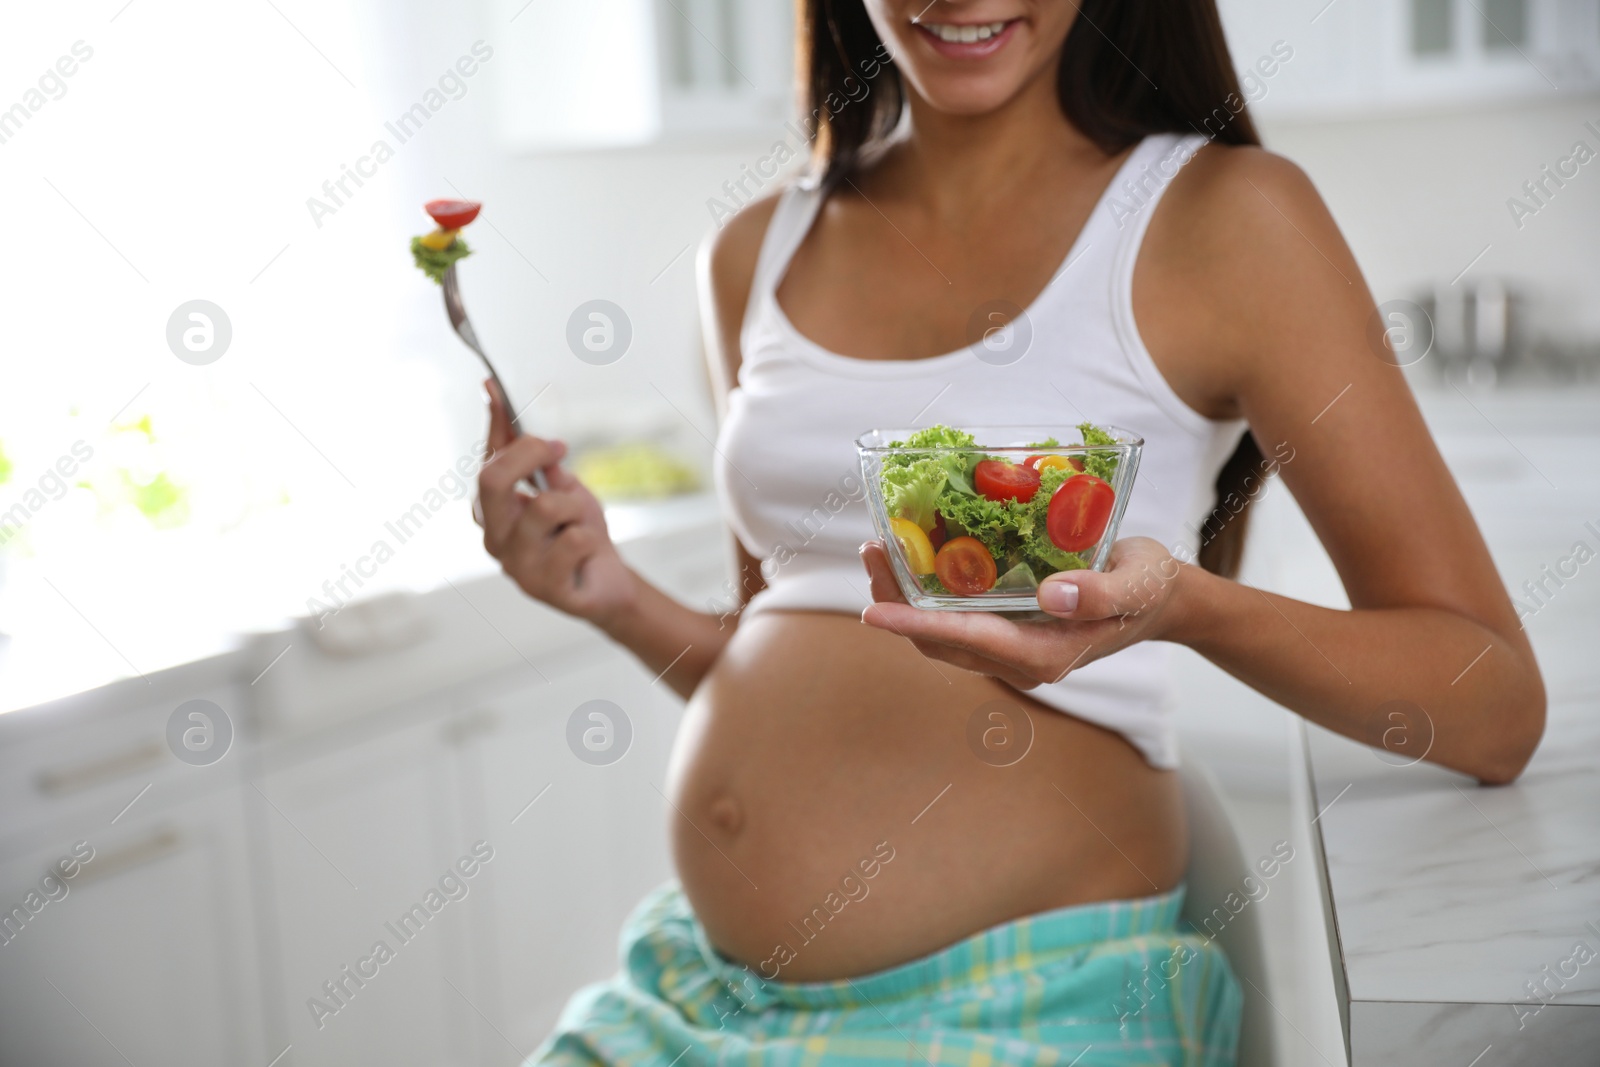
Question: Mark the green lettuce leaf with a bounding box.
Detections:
[411,236,473,284]
[890,425,977,452]
[1022,532,1087,574]
[884,424,979,498]
[1077,422,1120,482]
[881,458,947,531]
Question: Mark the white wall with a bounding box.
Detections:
[371,0,794,469]
[1259,96,1600,344]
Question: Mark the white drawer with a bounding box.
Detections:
[0,676,244,851]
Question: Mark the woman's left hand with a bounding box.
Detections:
[858,537,1194,690]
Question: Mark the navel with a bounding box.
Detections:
[706,793,744,836]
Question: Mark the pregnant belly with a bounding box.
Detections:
[663,611,1186,982]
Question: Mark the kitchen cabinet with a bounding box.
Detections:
[450,645,687,1058]
[0,508,729,1066]
[0,777,268,1067]
[491,0,793,150]
[1217,0,1600,117]
[253,702,473,1067]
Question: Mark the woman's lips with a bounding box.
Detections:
[913,18,1021,60]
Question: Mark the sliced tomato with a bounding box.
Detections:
[890,517,937,575]
[928,512,948,551]
[425,198,481,229]
[1046,474,1115,553]
[935,536,998,596]
[973,459,1042,503]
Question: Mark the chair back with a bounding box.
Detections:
[1179,758,1278,1067]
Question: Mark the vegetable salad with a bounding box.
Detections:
[880,424,1121,596]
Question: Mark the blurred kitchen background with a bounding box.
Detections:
[1,1,1597,1065]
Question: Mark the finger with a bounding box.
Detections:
[479,437,566,550]
[905,639,1043,690]
[485,379,514,455]
[1038,569,1145,621]
[481,434,566,496]
[1039,539,1179,620]
[862,600,1023,656]
[544,524,599,588]
[858,541,908,605]
[862,601,1090,685]
[517,489,586,540]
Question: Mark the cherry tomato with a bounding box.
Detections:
[1046,474,1115,553]
[890,517,937,575]
[935,536,998,596]
[973,459,1041,503]
[425,199,481,229]
[1026,454,1084,474]
[928,512,948,551]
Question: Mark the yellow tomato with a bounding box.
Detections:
[1033,455,1082,474]
[890,517,937,575]
[419,228,459,251]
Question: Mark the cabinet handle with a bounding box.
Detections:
[36,740,166,796]
[74,828,183,885]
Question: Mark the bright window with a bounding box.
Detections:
[0,1,486,704]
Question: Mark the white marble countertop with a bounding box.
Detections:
[0,493,725,719]
[1304,693,1600,1060]
[1307,690,1600,1008]
[1295,386,1600,1063]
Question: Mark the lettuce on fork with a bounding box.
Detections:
[410,235,473,284]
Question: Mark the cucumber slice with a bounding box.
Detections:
[993,562,1040,592]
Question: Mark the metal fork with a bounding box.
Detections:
[442,262,549,492]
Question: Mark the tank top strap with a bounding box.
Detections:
[740,181,826,349]
[1094,132,1219,437]
[1096,131,1210,273]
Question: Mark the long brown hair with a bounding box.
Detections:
[798,0,1265,577]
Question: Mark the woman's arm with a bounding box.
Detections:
[475,384,728,698]
[861,148,1544,784]
[475,194,781,699]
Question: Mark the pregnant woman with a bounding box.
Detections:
[478,1,1545,1063]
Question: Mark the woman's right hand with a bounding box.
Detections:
[476,380,639,626]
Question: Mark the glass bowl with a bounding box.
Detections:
[857,425,1143,612]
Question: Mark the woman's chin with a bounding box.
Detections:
[902,76,1036,118]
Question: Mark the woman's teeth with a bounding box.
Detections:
[923,21,1008,43]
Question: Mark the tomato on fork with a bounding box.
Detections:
[425,199,482,230]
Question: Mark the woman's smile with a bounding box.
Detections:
[912,17,1024,59]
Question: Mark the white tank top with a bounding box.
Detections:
[714,132,1244,770]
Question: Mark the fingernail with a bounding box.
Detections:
[1040,580,1078,614]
